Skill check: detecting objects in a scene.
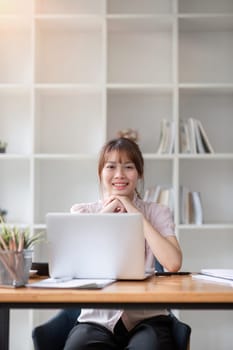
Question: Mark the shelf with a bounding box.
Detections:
[107,84,174,92]
[179,224,233,230]
[33,154,98,160]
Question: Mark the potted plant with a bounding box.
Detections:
[0,209,7,221]
[0,141,7,153]
[0,217,44,287]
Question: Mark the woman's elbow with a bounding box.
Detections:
[167,252,183,272]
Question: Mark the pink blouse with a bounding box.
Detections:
[70,196,175,332]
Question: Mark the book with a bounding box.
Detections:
[156,119,175,154]
[191,191,203,225]
[144,185,174,214]
[187,118,197,153]
[157,187,174,212]
[143,186,161,202]
[180,187,203,225]
[180,118,214,154]
[196,119,214,153]
[179,120,191,153]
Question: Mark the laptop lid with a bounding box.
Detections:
[46,212,147,280]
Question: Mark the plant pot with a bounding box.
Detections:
[0,249,33,287]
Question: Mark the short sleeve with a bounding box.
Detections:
[70,203,90,213]
[70,201,102,213]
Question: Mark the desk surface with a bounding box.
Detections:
[0,275,233,309]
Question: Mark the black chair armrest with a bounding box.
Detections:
[32,308,80,350]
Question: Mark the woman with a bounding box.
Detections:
[64,137,182,350]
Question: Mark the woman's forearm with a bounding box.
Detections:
[143,217,182,272]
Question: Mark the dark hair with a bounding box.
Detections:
[98,137,144,181]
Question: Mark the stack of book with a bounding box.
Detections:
[156,119,175,154]
[143,185,174,213]
[180,118,214,154]
[180,186,203,225]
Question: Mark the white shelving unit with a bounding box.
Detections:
[0,1,233,349]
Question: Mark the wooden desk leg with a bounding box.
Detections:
[0,307,9,350]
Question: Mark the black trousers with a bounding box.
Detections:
[63,315,175,350]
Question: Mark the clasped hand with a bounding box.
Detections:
[101,195,138,214]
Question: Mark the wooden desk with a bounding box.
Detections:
[1,275,233,350]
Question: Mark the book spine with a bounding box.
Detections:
[180,188,203,224]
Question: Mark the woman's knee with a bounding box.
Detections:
[64,322,116,350]
[127,320,174,350]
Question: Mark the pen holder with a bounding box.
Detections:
[0,249,33,287]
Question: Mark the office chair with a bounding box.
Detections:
[32,262,191,350]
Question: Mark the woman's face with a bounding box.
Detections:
[100,150,140,200]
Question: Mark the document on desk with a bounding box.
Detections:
[192,269,233,287]
[27,278,116,289]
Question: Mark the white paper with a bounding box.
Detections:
[192,274,233,287]
[27,278,115,289]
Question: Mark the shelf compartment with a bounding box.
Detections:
[0,89,32,154]
[144,159,174,191]
[107,17,173,84]
[34,88,104,154]
[107,88,173,153]
[179,16,233,84]
[35,18,103,84]
[0,18,32,84]
[179,88,233,153]
[0,0,32,15]
[107,0,173,15]
[35,0,105,15]
[179,159,233,225]
[34,159,99,223]
[0,159,31,223]
[179,229,233,271]
[178,0,233,14]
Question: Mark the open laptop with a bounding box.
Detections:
[45,212,151,282]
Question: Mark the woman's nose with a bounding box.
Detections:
[115,165,124,177]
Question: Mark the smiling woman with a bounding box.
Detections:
[68,137,183,350]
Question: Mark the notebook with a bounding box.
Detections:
[200,269,233,281]
[45,212,151,282]
[192,269,233,287]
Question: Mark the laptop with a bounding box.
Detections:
[45,212,151,281]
